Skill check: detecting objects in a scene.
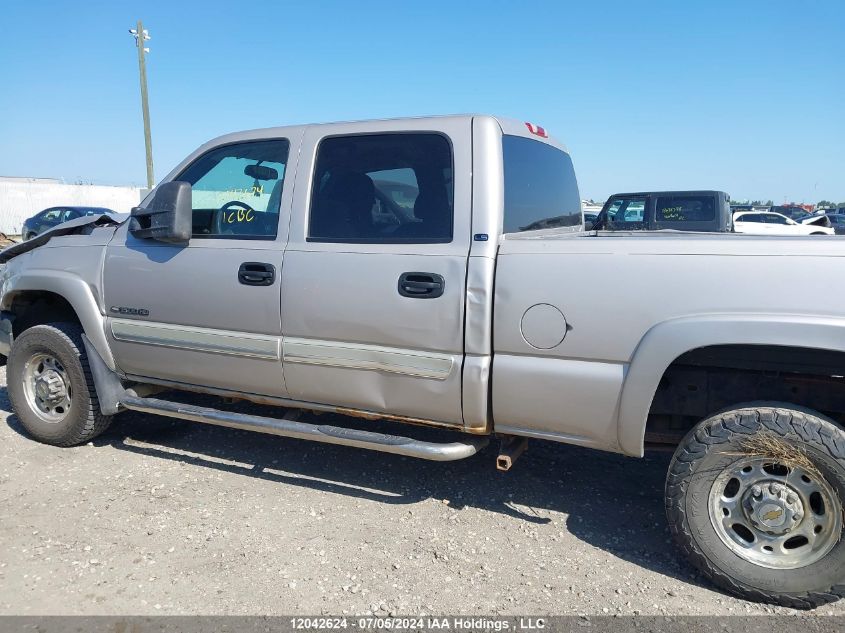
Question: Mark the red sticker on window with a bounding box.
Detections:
[525,122,548,138]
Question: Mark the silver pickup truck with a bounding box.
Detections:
[1,115,844,608]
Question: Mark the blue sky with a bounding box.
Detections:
[0,0,842,203]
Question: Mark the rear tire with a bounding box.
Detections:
[666,404,845,609]
[8,322,113,446]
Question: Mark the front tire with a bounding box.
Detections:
[8,322,113,446]
[666,404,845,609]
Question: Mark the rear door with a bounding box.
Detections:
[280,120,471,425]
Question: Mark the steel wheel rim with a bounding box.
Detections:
[21,352,72,424]
[708,455,842,569]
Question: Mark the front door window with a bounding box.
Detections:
[177,140,290,239]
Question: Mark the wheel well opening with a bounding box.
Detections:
[9,291,80,337]
[645,344,845,448]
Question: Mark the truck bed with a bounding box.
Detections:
[491,230,845,455]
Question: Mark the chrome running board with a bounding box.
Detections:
[119,395,488,462]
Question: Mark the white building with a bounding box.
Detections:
[0,177,143,235]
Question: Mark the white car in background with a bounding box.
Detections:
[733,210,834,235]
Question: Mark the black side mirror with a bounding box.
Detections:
[129,181,192,243]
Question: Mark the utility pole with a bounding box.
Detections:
[129,21,154,189]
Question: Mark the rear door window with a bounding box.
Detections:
[502,135,581,233]
[308,133,453,243]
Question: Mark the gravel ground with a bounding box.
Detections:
[1,366,843,616]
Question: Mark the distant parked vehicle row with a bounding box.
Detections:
[733,211,834,236]
[731,204,832,226]
[22,206,113,240]
[591,191,733,232]
[587,192,834,235]
[825,213,845,235]
[770,205,832,229]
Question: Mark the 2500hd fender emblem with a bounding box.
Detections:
[110,306,150,317]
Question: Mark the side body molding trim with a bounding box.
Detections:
[283,337,454,380]
[110,318,281,360]
[618,314,845,457]
[108,321,455,380]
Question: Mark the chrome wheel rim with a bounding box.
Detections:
[21,353,72,423]
[709,456,842,569]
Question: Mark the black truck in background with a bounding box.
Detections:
[589,190,732,231]
[588,191,832,232]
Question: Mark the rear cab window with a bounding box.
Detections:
[502,135,581,233]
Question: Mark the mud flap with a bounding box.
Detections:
[81,334,126,415]
[0,311,13,367]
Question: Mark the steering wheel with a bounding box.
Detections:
[214,200,257,235]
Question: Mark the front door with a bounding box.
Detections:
[103,137,296,397]
[281,121,472,425]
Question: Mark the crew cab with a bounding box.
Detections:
[1,115,844,609]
